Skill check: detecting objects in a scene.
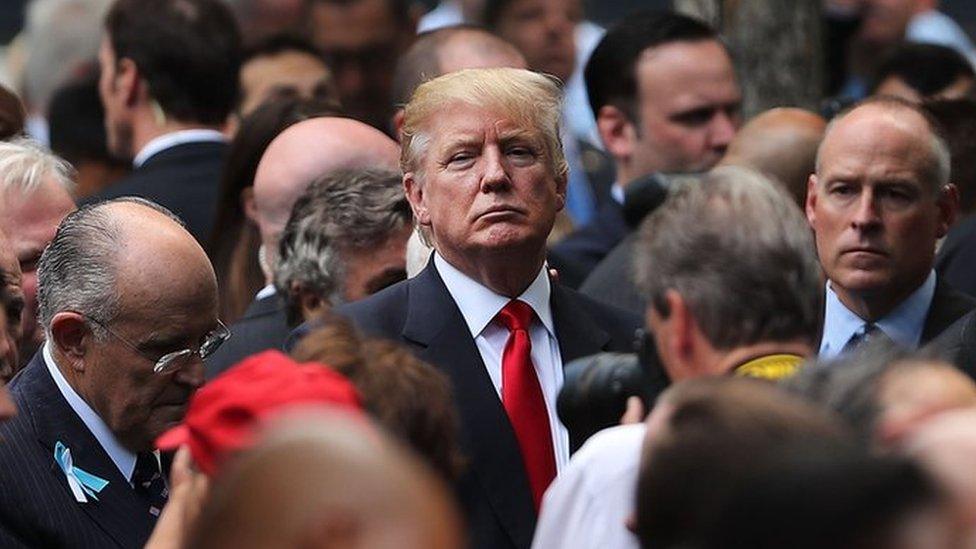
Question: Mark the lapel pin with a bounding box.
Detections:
[54,441,109,503]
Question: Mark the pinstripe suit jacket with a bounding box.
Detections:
[0,353,156,548]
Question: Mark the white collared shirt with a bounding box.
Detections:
[132,129,227,168]
[255,284,276,301]
[434,253,570,471]
[43,342,137,481]
[819,270,937,359]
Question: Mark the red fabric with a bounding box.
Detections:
[497,300,556,511]
[155,350,363,476]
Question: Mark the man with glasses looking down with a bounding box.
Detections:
[0,197,228,548]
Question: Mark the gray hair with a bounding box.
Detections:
[274,169,411,312]
[22,0,111,112]
[816,96,951,194]
[634,165,821,349]
[37,196,183,339]
[0,137,75,196]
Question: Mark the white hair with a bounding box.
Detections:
[0,137,75,196]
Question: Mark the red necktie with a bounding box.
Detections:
[496,300,556,511]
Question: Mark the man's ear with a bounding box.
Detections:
[665,290,693,361]
[391,109,405,142]
[49,312,92,373]
[403,173,431,226]
[805,174,819,227]
[596,104,636,163]
[241,187,258,225]
[116,57,141,107]
[936,183,960,238]
[554,171,567,212]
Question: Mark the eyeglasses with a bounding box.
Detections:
[86,317,231,374]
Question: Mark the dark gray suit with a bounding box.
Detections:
[0,354,158,548]
[205,293,290,379]
[329,261,652,549]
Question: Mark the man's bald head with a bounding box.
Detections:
[720,108,826,208]
[188,410,463,549]
[252,117,399,275]
[390,26,527,136]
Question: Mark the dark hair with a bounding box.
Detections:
[872,42,975,97]
[0,83,24,140]
[305,0,413,27]
[636,377,852,549]
[584,10,718,121]
[48,72,122,172]
[292,318,465,481]
[924,98,976,214]
[694,443,945,549]
[209,91,343,323]
[481,0,517,28]
[241,32,324,66]
[105,0,243,125]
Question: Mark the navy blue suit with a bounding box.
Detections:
[205,293,291,379]
[548,200,627,287]
[0,354,158,548]
[323,261,649,549]
[89,140,227,245]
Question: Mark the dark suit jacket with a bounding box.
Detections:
[816,278,976,351]
[330,262,646,549]
[89,140,227,244]
[936,214,976,299]
[548,200,627,287]
[0,354,158,548]
[205,293,291,379]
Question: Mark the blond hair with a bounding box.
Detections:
[400,67,568,182]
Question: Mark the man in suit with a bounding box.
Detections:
[0,197,225,547]
[808,97,975,359]
[91,0,242,244]
[533,166,824,549]
[206,118,399,377]
[321,68,643,549]
[549,10,741,282]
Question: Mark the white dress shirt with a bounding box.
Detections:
[43,342,137,481]
[819,270,937,359]
[532,424,645,549]
[435,253,570,471]
[132,129,227,168]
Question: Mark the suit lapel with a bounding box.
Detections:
[24,355,155,548]
[402,265,537,548]
[922,278,976,343]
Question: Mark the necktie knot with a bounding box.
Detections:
[497,300,533,332]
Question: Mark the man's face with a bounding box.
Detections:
[239,50,336,116]
[309,0,413,131]
[0,243,23,381]
[628,40,741,179]
[859,0,919,46]
[82,262,218,452]
[806,106,953,307]
[341,224,411,302]
[0,181,75,360]
[493,0,579,83]
[407,102,566,269]
[98,37,135,160]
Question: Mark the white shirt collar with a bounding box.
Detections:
[132,129,227,168]
[255,284,277,300]
[820,270,937,358]
[43,342,137,481]
[434,253,555,339]
[610,183,624,205]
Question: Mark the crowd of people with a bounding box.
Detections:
[1,0,976,547]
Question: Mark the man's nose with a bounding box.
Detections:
[709,111,738,150]
[851,190,882,230]
[175,356,206,390]
[480,147,511,192]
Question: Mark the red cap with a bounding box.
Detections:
[155,350,362,476]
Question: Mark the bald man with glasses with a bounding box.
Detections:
[0,197,225,548]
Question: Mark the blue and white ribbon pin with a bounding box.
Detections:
[54,441,109,503]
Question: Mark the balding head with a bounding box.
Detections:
[720,108,826,208]
[39,197,219,451]
[252,117,399,276]
[391,26,527,137]
[188,410,463,549]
